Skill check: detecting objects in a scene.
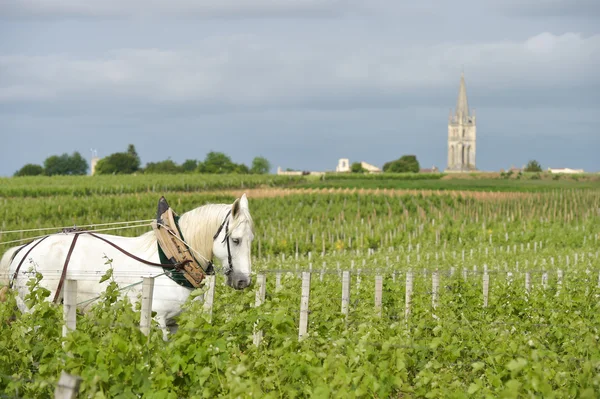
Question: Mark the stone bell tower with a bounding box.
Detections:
[446,72,476,172]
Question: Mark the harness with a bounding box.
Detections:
[8,197,233,302]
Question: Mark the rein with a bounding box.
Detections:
[9,228,195,302]
[8,206,237,302]
[213,210,233,276]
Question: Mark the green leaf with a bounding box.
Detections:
[471,362,485,373]
[99,268,113,284]
[467,383,480,394]
[506,358,527,373]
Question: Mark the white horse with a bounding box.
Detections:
[0,194,255,337]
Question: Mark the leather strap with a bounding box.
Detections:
[11,229,196,302]
[53,233,80,303]
[84,231,190,269]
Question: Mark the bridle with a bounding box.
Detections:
[212,210,233,276]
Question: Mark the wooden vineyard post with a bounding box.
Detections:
[253,274,267,347]
[483,273,489,308]
[525,272,531,294]
[556,269,563,296]
[375,275,383,317]
[203,275,216,323]
[298,272,311,341]
[542,272,548,289]
[63,279,77,338]
[140,277,155,337]
[405,270,413,320]
[432,270,439,310]
[54,371,82,399]
[275,272,282,292]
[341,271,350,316]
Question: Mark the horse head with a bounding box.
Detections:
[212,194,254,290]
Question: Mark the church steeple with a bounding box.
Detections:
[455,72,470,120]
[446,72,477,172]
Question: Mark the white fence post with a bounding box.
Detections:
[483,273,489,308]
[341,271,350,315]
[140,277,154,336]
[525,272,531,294]
[432,270,439,310]
[405,270,413,320]
[253,274,267,347]
[556,269,563,296]
[542,272,548,289]
[298,272,311,341]
[275,272,282,292]
[375,275,383,317]
[54,371,81,399]
[62,279,77,338]
[203,275,216,323]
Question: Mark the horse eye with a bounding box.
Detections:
[232,238,240,245]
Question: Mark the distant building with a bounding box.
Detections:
[336,158,350,172]
[276,166,324,176]
[547,168,584,174]
[360,161,381,173]
[90,149,99,176]
[420,166,439,173]
[446,73,477,172]
[336,158,381,173]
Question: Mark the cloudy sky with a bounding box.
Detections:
[1,0,599,176]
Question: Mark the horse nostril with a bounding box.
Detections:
[236,279,249,289]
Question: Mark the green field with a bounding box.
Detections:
[1,175,599,398]
[300,175,600,192]
[2,171,599,198]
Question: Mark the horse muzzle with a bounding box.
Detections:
[228,274,251,290]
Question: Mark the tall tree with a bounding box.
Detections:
[524,160,542,172]
[181,159,198,173]
[250,156,271,174]
[14,164,44,177]
[197,152,236,174]
[383,155,420,173]
[43,152,88,176]
[351,162,365,173]
[94,146,141,175]
[67,152,89,175]
[127,144,140,165]
[144,160,181,174]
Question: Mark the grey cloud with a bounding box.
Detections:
[1,32,598,110]
[0,0,351,18]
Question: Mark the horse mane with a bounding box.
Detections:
[178,202,253,267]
[135,201,253,268]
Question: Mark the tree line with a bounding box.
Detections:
[349,155,421,174]
[14,145,272,176]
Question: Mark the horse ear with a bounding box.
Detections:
[231,198,241,218]
[240,193,249,209]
